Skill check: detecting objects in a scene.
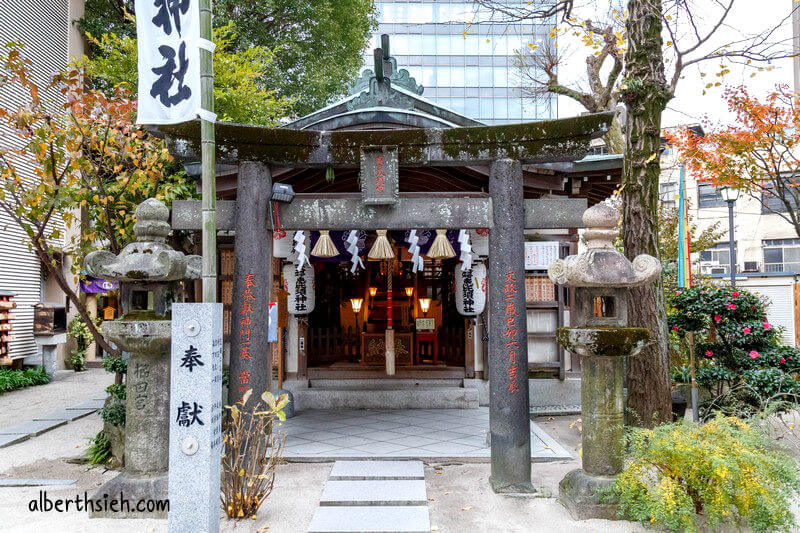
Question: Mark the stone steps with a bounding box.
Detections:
[293,386,479,410]
[309,461,430,533]
[309,378,463,389]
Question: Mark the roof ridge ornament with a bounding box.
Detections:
[349,34,424,100]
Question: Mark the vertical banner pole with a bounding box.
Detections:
[200,0,217,303]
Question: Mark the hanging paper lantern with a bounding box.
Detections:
[311,230,338,258]
[470,229,490,257]
[455,261,486,316]
[283,263,315,315]
[273,230,292,258]
[368,229,395,260]
[427,229,456,260]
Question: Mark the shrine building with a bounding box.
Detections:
[161,36,621,463]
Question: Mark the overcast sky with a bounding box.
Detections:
[553,0,796,128]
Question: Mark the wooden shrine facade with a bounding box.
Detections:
[156,36,619,488]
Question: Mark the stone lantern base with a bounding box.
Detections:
[559,469,619,520]
[89,472,168,519]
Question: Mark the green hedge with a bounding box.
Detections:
[0,366,50,394]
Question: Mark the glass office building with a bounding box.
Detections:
[363,1,556,124]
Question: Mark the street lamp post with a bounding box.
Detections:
[719,186,740,288]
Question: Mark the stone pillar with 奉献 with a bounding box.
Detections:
[83,199,201,518]
[548,202,660,519]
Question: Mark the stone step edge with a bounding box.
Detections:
[329,475,425,481]
[319,501,428,507]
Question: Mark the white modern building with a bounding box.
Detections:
[362,1,556,124]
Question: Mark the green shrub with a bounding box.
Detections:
[0,366,50,394]
[101,399,126,427]
[85,430,111,465]
[101,355,127,375]
[610,415,800,532]
[67,349,86,371]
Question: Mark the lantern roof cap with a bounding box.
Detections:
[548,203,661,288]
[84,199,201,283]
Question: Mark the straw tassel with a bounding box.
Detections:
[368,230,395,260]
[311,230,338,258]
[427,229,456,259]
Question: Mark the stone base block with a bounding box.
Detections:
[489,476,536,494]
[558,468,620,520]
[89,472,167,519]
[273,388,296,419]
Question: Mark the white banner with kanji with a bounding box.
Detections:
[135,0,202,125]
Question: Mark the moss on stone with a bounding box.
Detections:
[557,326,650,358]
[121,310,170,321]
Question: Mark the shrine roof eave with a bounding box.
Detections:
[152,111,614,168]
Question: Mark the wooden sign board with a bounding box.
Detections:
[416,318,435,330]
[360,145,399,205]
[524,241,560,270]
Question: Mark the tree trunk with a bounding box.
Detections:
[603,119,625,155]
[620,0,672,427]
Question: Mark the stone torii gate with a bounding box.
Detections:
[159,111,613,493]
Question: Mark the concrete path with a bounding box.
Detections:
[281,408,571,461]
[0,368,110,449]
[309,461,430,533]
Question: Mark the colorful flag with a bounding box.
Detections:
[676,164,691,288]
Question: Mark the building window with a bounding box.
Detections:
[761,183,800,214]
[763,238,800,273]
[699,242,737,274]
[660,182,678,209]
[697,183,726,208]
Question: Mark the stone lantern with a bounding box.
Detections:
[84,198,200,518]
[548,202,660,519]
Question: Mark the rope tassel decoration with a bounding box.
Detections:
[311,230,338,258]
[368,229,395,260]
[427,229,456,260]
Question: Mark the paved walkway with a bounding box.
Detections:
[281,408,572,461]
[0,368,110,449]
[309,461,430,533]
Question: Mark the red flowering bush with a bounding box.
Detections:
[668,286,800,401]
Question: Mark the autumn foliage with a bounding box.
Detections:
[666,86,800,236]
[0,42,194,354]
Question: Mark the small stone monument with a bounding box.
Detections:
[85,199,200,518]
[548,202,660,520]
[169,303,223,532]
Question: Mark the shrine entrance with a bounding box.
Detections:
[307,249,467,375]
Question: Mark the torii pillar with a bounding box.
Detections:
[488,158,534,493]
[229,160,273,406]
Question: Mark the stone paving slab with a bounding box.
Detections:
[32,408,97,422]
[308,506,430,532]
[329,460,424,480]
[0,419,68,436]
[319,480,427,506]
[65,399,106,410]
[0,479,76,487]
[0,433,29,448]
[280,408,572,461]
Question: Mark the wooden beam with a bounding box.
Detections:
[172,195,588,231]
